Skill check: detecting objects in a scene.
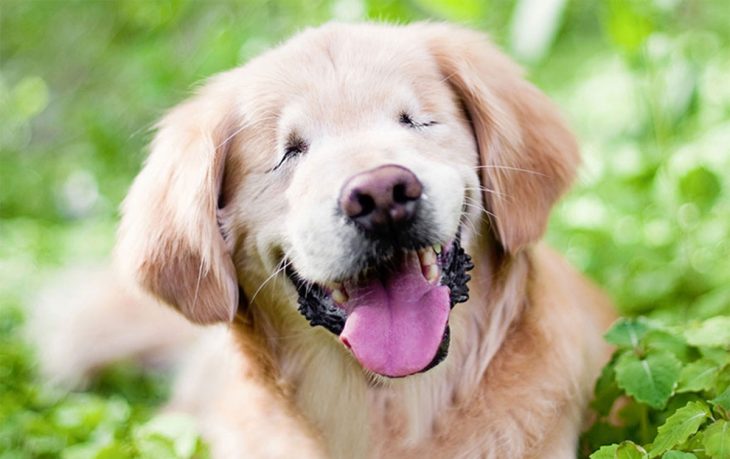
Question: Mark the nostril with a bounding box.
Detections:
[393,183,408,204]
[355,192,376,217]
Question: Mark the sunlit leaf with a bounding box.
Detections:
[677,359,720,393]
[591,444,619,459]
[412,0,485,21]
[617,440,649,459]
[684,317,730,348]
[703,420,730,459]
[605,0,654,54]
[649,401,710,458]
[134,413,201,459]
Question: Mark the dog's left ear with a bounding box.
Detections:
[421,23,579,253]
[115,72,241,324]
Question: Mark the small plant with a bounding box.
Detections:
[583,317,730,458]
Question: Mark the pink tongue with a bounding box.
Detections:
[339,254,450,377]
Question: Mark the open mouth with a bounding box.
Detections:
[286,231,473,378]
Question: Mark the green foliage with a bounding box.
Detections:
[702,420,730,459]
[649,401,710,457]
[582,318,730,458]
[1,0,729,457]
[0,301,206,458]
[615,350,682,409]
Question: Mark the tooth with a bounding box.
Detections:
[433,243,442,254]
[332,288,348,304]
[419,247,437,266]
[424,264,440,283]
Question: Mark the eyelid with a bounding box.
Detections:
[269,135,308,172]
[399,112,437,128]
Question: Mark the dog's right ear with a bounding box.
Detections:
[115,73,241,324]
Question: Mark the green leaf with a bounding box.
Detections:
[413,0,486,21]
[679,431,706,457]
[618,441,649,459]
[703,420,730,459]
[133,413,201,459]
[712,387,730,411]
[591,444,619,459]
[684,317,730,348]
[605,0,654,54]
[645,329,691,362]
[662,452,698,459]
[12,76,49,120]
[649,401,711,457]
[677,359,721,393]
[606,318,651,348]
[615,350,682,409]
[701,348,730,367]
[679,166,722,210]
[134,434,178,459]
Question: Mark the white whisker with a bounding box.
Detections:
[464,185,511,201]
[463,198,500,225]
[474,164,547,177]
[249,258,292,305]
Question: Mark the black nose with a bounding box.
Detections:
[339,164,422,236]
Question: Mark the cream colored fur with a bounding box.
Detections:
[31,22,616,459]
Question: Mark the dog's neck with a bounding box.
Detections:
[238,240,529,457]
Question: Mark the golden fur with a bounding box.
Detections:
[33,22,616,458]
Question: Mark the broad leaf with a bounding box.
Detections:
[606,318,651,348]
[677,359,720,393]
[645,329,691,362]
[649,401,710,458]
[704,420,730,459]
[133,413,202,459]
[618,441,649,459]
[662,452,697,459]
[591,444,619,459]
[684,317,730,348]
[615,350,682,409]
[701,348,730,367]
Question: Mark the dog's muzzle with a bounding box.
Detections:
[286,165,473,378]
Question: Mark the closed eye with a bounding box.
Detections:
[399,112,438,129]
[271,135,308,172]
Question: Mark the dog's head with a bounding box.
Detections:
[116,23,578,378]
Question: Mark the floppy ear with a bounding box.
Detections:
[115,74,240,324]
[422,24,579,252]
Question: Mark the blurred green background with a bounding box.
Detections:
[1,0,729,457]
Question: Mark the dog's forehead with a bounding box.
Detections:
[246,24,445,124]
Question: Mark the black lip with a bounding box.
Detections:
[287,267,347,335]
[286,230,473,376]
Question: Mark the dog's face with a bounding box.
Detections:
[117,23,579,378]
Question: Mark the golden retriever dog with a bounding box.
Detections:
[32,22,616,458]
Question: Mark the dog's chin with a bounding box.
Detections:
[286,229,473,378]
